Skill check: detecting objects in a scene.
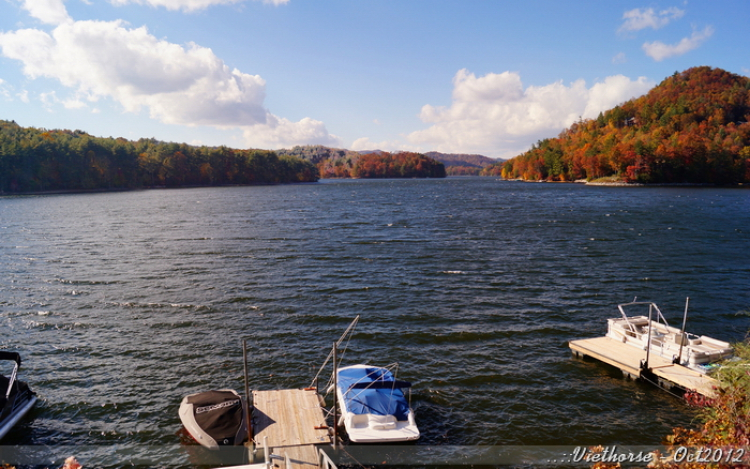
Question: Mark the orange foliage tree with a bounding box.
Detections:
[483,67,750,184]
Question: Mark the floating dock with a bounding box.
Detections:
[569,336,719,398]
[252,388,332,469]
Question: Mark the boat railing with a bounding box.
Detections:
[261,436,270,468]
[617,301,671,333]
[310,315,360,391]
[318,447,339,469]
[283,452,292,469]
[618,300,677,371]
[4,362,19,400]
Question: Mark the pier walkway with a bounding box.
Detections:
[252,389,332,469]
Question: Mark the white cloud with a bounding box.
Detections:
[0,20,267,124]
[405,69,654,159]
[39,90,58,109]
[350,137,376,151]
[642,25,714,61]
[62,96,88,109]
[21,0,72,25]
[0,79,10,100]
[242,114,342,149]
[108,0,288,12]
[612,52,627,64]
[350,137,416,153]
[583,75,654,118]
[0,81,31,105]
[0,17,338,149]
[619,7,685,33]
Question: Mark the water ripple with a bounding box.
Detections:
[1,180,749,466]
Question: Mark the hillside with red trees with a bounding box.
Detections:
[483,67,750,184]
[424,151,498,176]
[316,151,446,178]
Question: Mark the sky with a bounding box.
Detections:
[0,1,748,159]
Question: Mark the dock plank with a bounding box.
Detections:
[570,336,648,377]
[252,389,331,469]
[569,336,718,397]
[652,364,718,398]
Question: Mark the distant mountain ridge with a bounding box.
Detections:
[347,149,498,167]
[278,145,359,164]
[356,150,499,176]
[281,146,498,168]
[423,151,499,168]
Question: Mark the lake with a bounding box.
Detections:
[1,178,749,467]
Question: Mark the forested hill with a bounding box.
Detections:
[424,151,498,168]
[0,126,446,194]
[280,145,492,176]
[278,145,360,164]
[278,145,447,178]
[0,120,319,193]
[424,151,499,176]
[483,66,750,184]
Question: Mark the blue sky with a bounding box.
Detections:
[1,0,748,159]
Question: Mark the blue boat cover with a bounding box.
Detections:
[338,367,411,421]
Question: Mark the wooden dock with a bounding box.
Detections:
[569,336,719,398]
[252,389,332,469]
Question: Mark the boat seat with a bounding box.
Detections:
[672,334,689,346]
[700,336,732,349]
[691,344,714,353]
[346,413,370,429]
[368,414,397,430]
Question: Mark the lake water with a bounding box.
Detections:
[1,178,749,467]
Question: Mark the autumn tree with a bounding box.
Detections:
[486,67,750,184]
[0,120,318,193]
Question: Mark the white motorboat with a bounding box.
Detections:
[179,389,248,449]
[335,364,419,443]
[0,351,37,440]
[605,299,733,373]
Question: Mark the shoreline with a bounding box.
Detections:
[1,178,746,197]
[502,177,747,187]
[0,181,306,198]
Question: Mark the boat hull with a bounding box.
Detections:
[0,394,37,440]
[0,351,37,441]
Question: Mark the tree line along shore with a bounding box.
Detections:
[3,67,750,194]
[0,121,446,194]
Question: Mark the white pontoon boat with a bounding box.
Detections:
[0,351,37,440]
[335,364,419,443]
[606,299,733,373]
